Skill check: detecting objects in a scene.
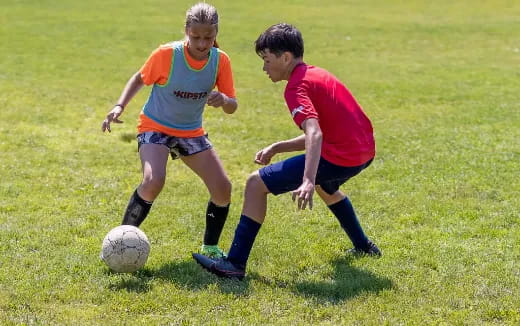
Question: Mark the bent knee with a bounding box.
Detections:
[316,186,344,205]
[246,171,268,193]
[224,178,232,196]
[142,174,166,190]
[213,178,232,203]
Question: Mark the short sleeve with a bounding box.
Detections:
[215,50,236,98]
[139,45,173,86]
[284,80,319,128]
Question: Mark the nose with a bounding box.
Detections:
[196,39,209,50]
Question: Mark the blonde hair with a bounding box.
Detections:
[185,3,219,47]
[185,3,219,31]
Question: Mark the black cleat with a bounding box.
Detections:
[347,241,382,257]
[192,253,246,280]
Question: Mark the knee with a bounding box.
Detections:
[316,186,344,205]
[210,177,232,205]
[142,173,166,192]
[219,177,233,200]
[245,171,268,194]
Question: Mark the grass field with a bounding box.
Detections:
[1,0,519,324]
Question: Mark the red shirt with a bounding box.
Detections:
[284,63,375,167]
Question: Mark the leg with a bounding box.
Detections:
[121,144,169,226]
[242,171,270,223]
[316,186,380,256]
[181,148,231,249]
[224,171,268,265]
[316,186,369,248]
[138,143,169,201]
[181,148,231,206]
[193,155,304,278]
[315,186,345,206]
[192,170,269,278]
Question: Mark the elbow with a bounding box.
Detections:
[312,128,323,143]
[133,72,145,87]
[311,128,323,151]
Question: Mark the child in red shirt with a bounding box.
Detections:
[193,23,380,279]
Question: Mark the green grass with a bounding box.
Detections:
[1,0,519,324]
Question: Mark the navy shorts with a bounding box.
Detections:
[259,154,373,195]
[137,131,213,160]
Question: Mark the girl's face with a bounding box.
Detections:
[186,23,217,60]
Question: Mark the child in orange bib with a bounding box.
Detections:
[101,3,237,259]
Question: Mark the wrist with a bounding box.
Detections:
[222,94,229,108]
[302,175,316,185]
[270,142,281,153]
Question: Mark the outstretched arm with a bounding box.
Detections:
[101,72,144,132]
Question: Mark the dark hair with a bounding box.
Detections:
[185,2,220,48]
[255,23,304,58]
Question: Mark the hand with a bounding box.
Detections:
[101,105,124,132]
[292,178,315,210]
[206,91,227,108]
[254,145,276,165]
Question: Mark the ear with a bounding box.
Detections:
[283,51,293,64]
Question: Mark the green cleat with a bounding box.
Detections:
[200,244,227,259]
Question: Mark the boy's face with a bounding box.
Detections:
[186,23,217,60]
[260,49,291,82]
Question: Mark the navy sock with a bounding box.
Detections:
[203,201,229,245]
[328,197,369,249]
[121,189,153,227]
[227,215,262,268]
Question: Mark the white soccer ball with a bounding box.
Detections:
[101,225,150,273]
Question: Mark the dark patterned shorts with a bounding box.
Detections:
[137,131,213,160]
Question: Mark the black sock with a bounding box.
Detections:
[203,201,230,245]
[328,197,369,249]
[121,189,153,227]
[227,215,261,268]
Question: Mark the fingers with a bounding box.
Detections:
[254,150,265,165]
[207,91,224,107]
[102,120,111,133]
[291,189,314,210]
[255,148,274,165]
[206,92,216,105]
[101,114,123,133]
[207,91,219,100]
[292,190,306,209]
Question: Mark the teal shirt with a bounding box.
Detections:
[142,42,219,130]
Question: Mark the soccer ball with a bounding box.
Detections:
[101,225,150,273]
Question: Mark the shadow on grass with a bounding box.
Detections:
[251,256,393,304]
[106,256,390,301]
[119,132,136,143]
[106,259,251,296]
[106,270,152,293]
